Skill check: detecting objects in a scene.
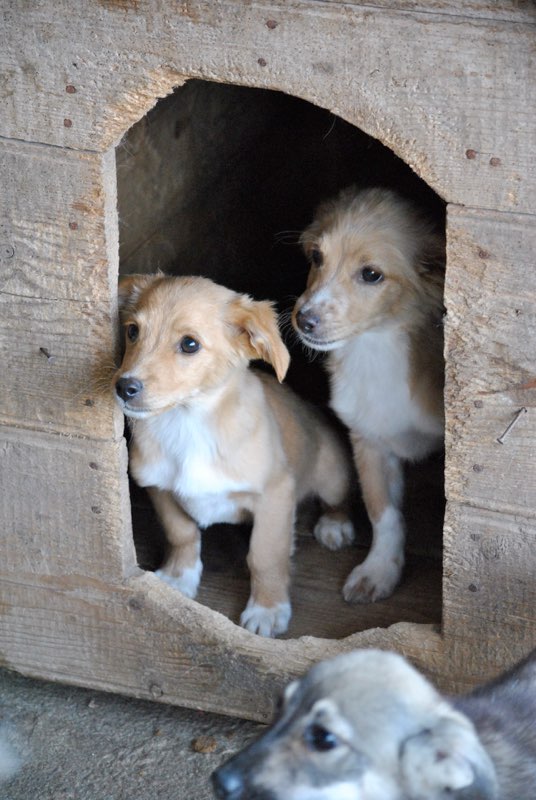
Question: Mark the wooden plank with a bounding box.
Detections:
[444,206,536,516]
[0,140,121,438]
[443,502,536,682]
[0,426,136,582]
[313,0,536,23]
[1,1,534,213]
[0,570,447,721]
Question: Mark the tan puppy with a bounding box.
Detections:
[213,647,536,799]
[114,274,355,637]
[292,187,445,603]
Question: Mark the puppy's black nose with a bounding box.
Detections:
[115,377,143,402]
[211,764,245,800]
[296,308,320,334]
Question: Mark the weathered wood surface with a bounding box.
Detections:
[444,207,536,515]
[0,568,448,721]
[1,1,534,213]
[0,139,121,438]
[444,504,536,679]
[443,206,536,673]
[0,427,135,583]
[315,0,535,22]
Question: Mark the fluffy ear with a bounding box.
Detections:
[400,712,498,799]
[228,296,290,382]
[117,273,161,319]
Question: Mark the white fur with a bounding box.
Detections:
[314,513,355,551]
[343,506,404,602]
[287,784,362,800]
[329,329,442,460]
[240,599,292,638]
[155,558,203,599]
[133,401,253,528]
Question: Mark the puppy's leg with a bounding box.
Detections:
[148,487,203,599]
[343,436,404,603]
[240,474,295,637]
[312,431,355,551]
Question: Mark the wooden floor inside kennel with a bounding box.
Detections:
[130,452,444,640]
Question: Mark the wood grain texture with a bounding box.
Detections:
[0,427,136,583]
[0,570,447,722]
[0,139,121,438]
[444,503,536,680]
[444,206,536,516]
[1,1,534,213]
[442,205,536,679]
[313,0,535,23]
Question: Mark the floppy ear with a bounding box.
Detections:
[228,296,290,382]
[400,711,498,799]
[117,273,161,319]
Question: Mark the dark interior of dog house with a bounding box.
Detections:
[116,79,446,639]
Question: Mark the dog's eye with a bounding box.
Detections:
[126,323,139,343]
[360,266,384,284]
[304,724,338,752]
[178,335,201,354]
[310,248,323,268]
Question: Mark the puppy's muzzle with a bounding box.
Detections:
[212,739,275,800]
[115,376,144,403]
[295,307,321,335]
[211,762,246,800]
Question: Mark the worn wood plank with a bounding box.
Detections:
[0,140,121,438]
[0,426,136,582]
[444,206,536,516]
[314,0,535,23]
[1,1,534,213]
[443,502,536,681]
[0,569,448,721]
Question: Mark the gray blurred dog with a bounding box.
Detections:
[212,647,536,800]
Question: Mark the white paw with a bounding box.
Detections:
[155,558,202,599]
[314,513,355,551]
[343,555,403,603]
[240,599,291,637]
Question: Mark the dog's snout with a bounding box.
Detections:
[211,764,245,800]
[115,376,144,402]
[296,308,320,334]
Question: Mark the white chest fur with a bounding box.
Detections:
[328,328,442,459]
[132,404,252,528]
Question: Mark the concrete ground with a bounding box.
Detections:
[0,667,261,800]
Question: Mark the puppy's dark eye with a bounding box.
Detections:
[178,335,201,354]
[126,323,139,343]
[310,248,323,268]
[361,266,384,284]
[304,724,338,752]
[360,266,383,283]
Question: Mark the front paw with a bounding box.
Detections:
[240,598,291,637]
[343,556,402,604]
[154,558,202,599]
[314,512,355,551]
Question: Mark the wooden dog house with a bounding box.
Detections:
[1,1,535,722]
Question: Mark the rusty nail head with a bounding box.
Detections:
[465,149,477,160]
[257,58,267,67]
[477,249,490,259]
[66,84,77,94]
[69,221,78,230]
[489,157,501,167]
[266,19,278,29]
[64,118,73,128]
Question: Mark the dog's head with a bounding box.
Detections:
[212,650,497,800]
[292,187,445,351]
[114,274,289,418]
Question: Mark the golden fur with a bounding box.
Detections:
[293,187,445,602]
[114,274,355,637]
